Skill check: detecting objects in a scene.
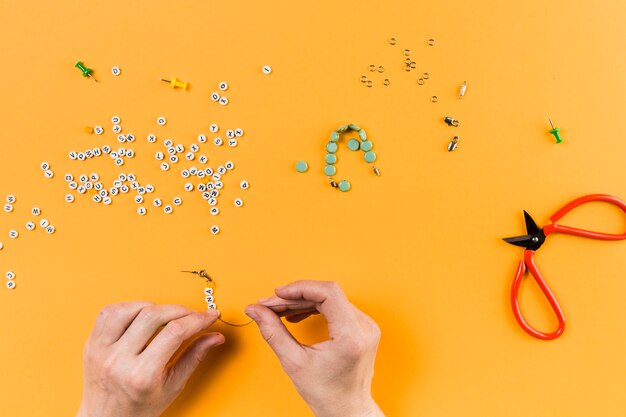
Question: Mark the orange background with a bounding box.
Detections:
[1,0,626,416]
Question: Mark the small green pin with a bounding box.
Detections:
[548,117,562,144]
[75,61,98,82]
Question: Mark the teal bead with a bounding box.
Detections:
[323,165,337,176]
[359,129,367,141]
[338,180,351,192]
[364,151,377,163]
[324,153,337,164]
[349,123,361,131]
[347,139,360,151]
[337,124,349,132]
[295,161,309,173]
[330,131,340,142]
[360,140,373,151]
[326,142,338,153]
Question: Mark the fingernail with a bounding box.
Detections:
[244,307,258,320]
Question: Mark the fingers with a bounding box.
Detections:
[245,304,305,363]
[118,304,194,354]
[274,281,356,336]
[91,301,154,346]
[141,310,220,373]
[285,312,316,323]
[166,332,225,391]
[258,296,318,318]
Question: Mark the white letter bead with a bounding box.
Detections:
[163,205,173,214]
[211,92,220,101]
[25,222,35,231]
[184,183,194,191]
[147,134,156,143]
[225,161,234,170]
[218,82,228,91]
[9,230,18,239]
[210,226,220,235]
[210,124,219,133]
[204,287,214,295]
[45,225,55,234]
[219,97,228,105]
[210,207,219,216]
[44,170,54,178]
[94,126,104,135]
[157,116,167,126]
[111,67,121,76]
[173,197,182,206]
[65,194,74,203]
[31,207,41,216]
[262,65,272,74]
[6,281,15,289]
[3,204,13,213]
[6,271,15,279]
[160,162,170,171]
[112,116,121,124]
[214,138,223,146]
[234,198,244,207]
[240,180,249,189]
[153,198,162,207]
[137,207,147,216]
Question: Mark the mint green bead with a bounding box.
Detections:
[295,161,309,173]
[337,124,349,132]
[364,151,377,163]
[326,142,338,153]
[323,165,337,176]
[324,153,337,164]
[349,123,361,131]
[347,139,360,151]
[338,180,351,192]
[360,140,373,151]
[358,129,367,141]
[330,131,340,142]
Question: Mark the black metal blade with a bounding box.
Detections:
[502,235,535,248]
[523,211,541,235]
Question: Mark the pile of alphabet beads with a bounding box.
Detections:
[204,286,217,310]
[324,124,379,192]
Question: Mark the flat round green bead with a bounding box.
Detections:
[360,140,373,151]
[338,180,351,192]
[364,151,377,163]
[347,138,361,151]
[295,161,309,173]
[326,142,338,153]
[323,164,337,176]
[358,129,367,141]
[349,123,361,131]
[330,131,340,142]
[324,153,337,164]
[337,125,350,133]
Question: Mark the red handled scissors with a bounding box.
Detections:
[503,194,626,340]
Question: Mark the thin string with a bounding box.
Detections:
[216,303,318,328]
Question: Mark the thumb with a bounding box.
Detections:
[166,333,225,391]
[245,304,303,363]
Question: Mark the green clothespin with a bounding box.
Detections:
[75,61,98,82]
[549,117,563,144]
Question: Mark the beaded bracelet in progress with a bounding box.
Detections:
[324,124,380,192]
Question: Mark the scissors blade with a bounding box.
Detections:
[502,235,535,248]
[524,211,541,235]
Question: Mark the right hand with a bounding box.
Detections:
[244,281,384,417]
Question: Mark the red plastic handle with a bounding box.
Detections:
[511,250,566,340]
[544,194,626,240]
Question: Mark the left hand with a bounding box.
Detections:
[76,302,224,417]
